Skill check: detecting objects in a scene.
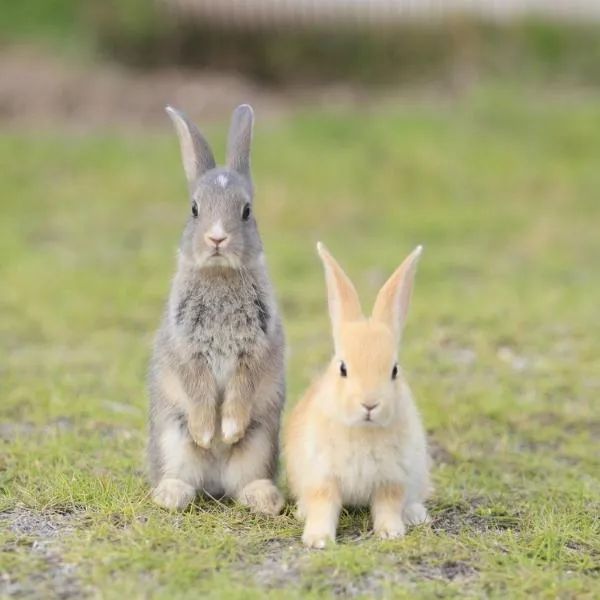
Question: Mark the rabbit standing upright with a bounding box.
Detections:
[148,104,285,516]
[284,243,431,547]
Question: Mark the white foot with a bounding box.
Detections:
[152,478,196,510]
[375,523,406,539]
[237,479,284,516]
[222,417,251,445]
[302,529,335,549]
[403,503,428,526]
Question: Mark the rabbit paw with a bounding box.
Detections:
[302,529,335,549]
[238,479,284,516]
[189,427,215,449]
[403,503,429,526]
[188,405,216,449]
[220,399,251,445]
[375,517,406,539]
[220,417,249,445]
[152,478,196,510]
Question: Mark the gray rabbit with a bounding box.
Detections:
[147,104,286,515]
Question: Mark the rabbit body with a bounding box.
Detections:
[147,105,285,515]
[284,244,430,547]
[286,376,428,507]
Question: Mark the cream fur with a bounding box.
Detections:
[283,243,431,548]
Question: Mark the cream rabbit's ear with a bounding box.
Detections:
[316,242,363,355]
[371,245,423,344]
[165,106,216,191]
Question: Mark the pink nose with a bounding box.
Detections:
[362,403,379,413]
[208,236,227,247]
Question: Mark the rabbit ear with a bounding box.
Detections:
[165,106,216,190]
[317,242,363,354]
[226,104,254,178]
[371,245,423,343]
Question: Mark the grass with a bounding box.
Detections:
[1,86,600,598]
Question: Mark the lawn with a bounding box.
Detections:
[1,86,599,598]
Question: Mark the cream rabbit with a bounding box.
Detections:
[284,242,430,547]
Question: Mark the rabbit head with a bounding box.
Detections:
[166,104,261,270]
[315,242,423,428]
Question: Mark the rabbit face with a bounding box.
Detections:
[181,169,261,270]
[322,321,400,427]
[165,104,262,271]
[313,242,423,429]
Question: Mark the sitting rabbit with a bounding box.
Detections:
[147,104,285,516]
[284,243,430,547]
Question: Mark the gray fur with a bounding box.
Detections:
[147,104,286,513]
[226,104,254,178]
[165,106,216,191]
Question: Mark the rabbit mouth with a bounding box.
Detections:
[360,411,386,426]
[195,250,230,268]
[358,412,376,425]
[208,253,230,265]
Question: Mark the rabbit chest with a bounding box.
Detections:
[174,272,269,388]
[309,426,410,505]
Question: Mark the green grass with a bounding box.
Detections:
[1,87,600,598]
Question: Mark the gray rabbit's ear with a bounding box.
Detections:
[165,106,216,190]
[226,104,254,178]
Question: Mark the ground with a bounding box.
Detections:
[1,80,599,599]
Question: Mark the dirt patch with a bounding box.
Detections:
[0,510,88,599]
[439,560,477,580]
[0,418,73,442]
[248,533,478,596]
[250,539,303,589]
[431,497,521,536]
[0,416,138,444]
[428,438,456,466]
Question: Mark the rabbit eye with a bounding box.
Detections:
[339,361,347,378]
[191,200,199,218]
[391,364,399,380]
[242,203,251,221]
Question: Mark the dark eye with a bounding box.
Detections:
[339,361,347,378]
[391,364,398,380]
[241,203,251,221]
[191,200,199,218]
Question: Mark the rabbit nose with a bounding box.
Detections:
[208,236,228,247]
[205,220,229,248]
[362,402,379,413]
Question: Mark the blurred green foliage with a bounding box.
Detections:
[2,0,600,86]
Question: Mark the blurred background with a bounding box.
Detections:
[2,0,600,127]
[2,2,600,598]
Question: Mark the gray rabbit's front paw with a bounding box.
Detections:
[238,479,284,516]
[188,403,217,449]
[220,393,252,445]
